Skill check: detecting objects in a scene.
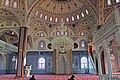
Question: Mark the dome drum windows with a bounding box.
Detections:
[55,17,58,22]
[77,14,80,19]
[33,10,89,22]
[81,12,85,17]
[66,17,69,22]
[45,15,48,20]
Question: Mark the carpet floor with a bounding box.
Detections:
[0,74,99,80]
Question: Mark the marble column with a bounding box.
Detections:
[16,27,28,77]
[96,47,102,80]
[103,40,112,80]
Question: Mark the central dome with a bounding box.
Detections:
[52,0,72,3]
[36,0,84,15]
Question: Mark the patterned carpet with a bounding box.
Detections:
[0,74,99,80]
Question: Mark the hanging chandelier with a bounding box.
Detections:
[51,22,74,51]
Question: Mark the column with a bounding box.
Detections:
[16,27,28,77]
[53,49,56,74]
[96,47,102,80]
[70,48,72,74]
[56,49,59,74]
[113,6,120,26]
[103,40,112,80]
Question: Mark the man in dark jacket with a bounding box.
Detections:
[68,75,75,80]
[29,75,36,80]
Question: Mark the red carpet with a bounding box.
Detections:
[0,74,99,80]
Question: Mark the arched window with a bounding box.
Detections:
[55,17,58,22]
[66,17,69,22]
[81,13,84,17]
[40,32,44,36]
[13,1,18,8]
[108,0,112,5]
[38,57,45,70]
[116,0,120,3]
[5,0,9,6]
[72,16,75,21]
[80,31,84,36]
[56,31,60,36]
[61,18,64,22]
[81,57,87,69]
[77,15,80,19]
[36,11,38,16]
[81,41,85,47]
[61,32,64,35]
[65,31,68,35]
[45,15,47,20]
[40,13,43,18]
[39,41,45,49]
[86,10,89,15]
[50,16,52,22]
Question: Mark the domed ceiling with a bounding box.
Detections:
[37,0,84,15]
[28,0,97,23]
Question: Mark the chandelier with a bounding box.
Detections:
[51,36,74,52]
[51,22,73,51]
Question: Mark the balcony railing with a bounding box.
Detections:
[0,40,18,52]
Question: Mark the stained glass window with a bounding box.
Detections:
[36,11,38,16]
[40,32,44,36]
[38,57,45,70]
[77,15,80,19]
[50,17,52,22]
[81,13,84,17]
[13,1,18,8]
[5,0,9,6]
[55,17,58,22]
[61,18,64,22]
[81,57,87,69]
[56,31,60,36]
[116,0,120,3]
[72,16,75,21]
[66,17,69,22]
[39,41,45,49]
[86,10,89,15]
[81,41,85,47]
[40,13,43,18]
[108,0,112,5]
[45,15,47,20]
